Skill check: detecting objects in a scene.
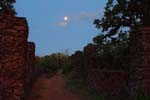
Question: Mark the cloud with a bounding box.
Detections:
[56,21,67,27]
[71,10,104,22]
[79,12,97,20]
[55,9,104,26]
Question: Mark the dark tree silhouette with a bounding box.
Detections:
[0,0,16,15]
[94,0,150,38]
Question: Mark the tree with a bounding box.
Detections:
[94,0,150,38]
[92,32,129,70]
[0,0,16,15]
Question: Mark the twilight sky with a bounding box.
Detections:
[14,0,106,56]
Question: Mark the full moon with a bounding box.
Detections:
[64,16,68,21]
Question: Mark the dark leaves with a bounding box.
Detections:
[94,0,150,39]
[0,0,16,15]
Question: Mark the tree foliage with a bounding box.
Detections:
[94,0,150,38]
[35,53,69,75]
[93,32,129,70]
[0,0,16,15]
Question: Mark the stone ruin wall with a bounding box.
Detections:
[71,27,150,97]
[0,14,150,100]
[84,44,129,98]
[0,15,36,100]
[130,27,150,94]
[71,44,129,98]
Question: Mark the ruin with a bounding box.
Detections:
[0,15,36,100]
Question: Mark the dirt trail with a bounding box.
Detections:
[27,71,84,100]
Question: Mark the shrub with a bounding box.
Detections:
[40,55,58,75]
[93,32,129,70]
[0,0,16,15]
[67,79,114,100]
[62,62,73,75]
[35,53,70,76]
[131,88,150,100]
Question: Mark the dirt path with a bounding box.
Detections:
[27,71,84,100]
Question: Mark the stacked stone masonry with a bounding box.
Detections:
[0,15,35,100]
[23,42,35,100]
[71,26,150,97]
[0,15,150,100]
[71,44,129,98]
[26,42,35,88]
[130,27,150,93]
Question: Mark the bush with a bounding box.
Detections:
[67,79,114,100]
[34,56,44,75]
[0,0,16,15]
[67,79,84,93]
[62,62,73,75]
[41,55,58,75]
[35,53,70,76]
[131,88,150,100]
[92,33,129,70]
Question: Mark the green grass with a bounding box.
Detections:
[66,79,114,100]
[67,79,84,93]
[67,78,150,100]
[62,62,73,75]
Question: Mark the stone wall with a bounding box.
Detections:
[23,42,35,100]
[71,44,129,93]
[0,15,35,100]
[26,42,35,87]
[130,27,150,93]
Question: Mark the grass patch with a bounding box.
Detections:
[67,79,84,93]
[66,79,114,100]
[67,81,150,100]
[62,62,73,75]
[32,93,42,99]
